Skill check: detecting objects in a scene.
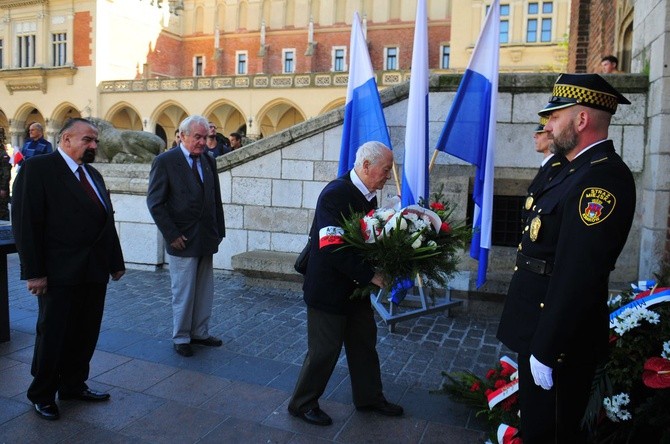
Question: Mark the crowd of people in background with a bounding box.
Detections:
[170,124,243,157]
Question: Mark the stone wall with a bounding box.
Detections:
[100,73,649,294]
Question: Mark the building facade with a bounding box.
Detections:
[1,0,570,149]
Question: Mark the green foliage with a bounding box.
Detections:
[583,286,670,443]
[435,362,520,443]
[338,191,471,299]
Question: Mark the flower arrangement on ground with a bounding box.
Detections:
[436,356,521,444]
[338,189,471,301]
[582,277,670,443]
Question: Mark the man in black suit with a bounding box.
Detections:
[521,116,566,223]
[147,115,225,358]
[288,141,403,426]
[12,118,126,420]
[497,74,636,443]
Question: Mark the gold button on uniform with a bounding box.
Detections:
[540,302,545,308]
[514,266,518,271]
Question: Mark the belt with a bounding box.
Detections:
[516,252,553,276]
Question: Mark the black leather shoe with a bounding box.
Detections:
[59,388,110,402]
[190,336,223,347]
[356,400,404,416]
[288,406,333,426]
[33,403,60,420]
[174,343,194,357]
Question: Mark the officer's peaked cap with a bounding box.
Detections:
[534,116,548,133]
[539,73,630,116]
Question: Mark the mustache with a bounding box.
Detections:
[82,149,96,164]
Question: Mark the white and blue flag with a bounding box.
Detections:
[401,0,429,207]
[435,0,500,288]
[338,12,392,177]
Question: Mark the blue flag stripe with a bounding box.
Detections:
[338,12,391,177]
[433,0,500,288]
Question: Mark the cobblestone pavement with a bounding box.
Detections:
[1,253,511,443]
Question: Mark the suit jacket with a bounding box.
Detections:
[11,152,125,285]
[303,173,376,315]
[521,154,566,223]
[497,140,635,366]
[147,147,225,257]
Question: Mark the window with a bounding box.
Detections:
[333,47,346,72]
[236,51,247,75]
[194,55,204,76]
[527,19,538,42]
[541,18,552,42]
[527,2,553,43]
[441,45,450,69]
[51,33,67,67]
[17,34,36,68]
[466,194,525,247]
[500,4,510,44]
[384,47,398,70]
[283,49,295,74]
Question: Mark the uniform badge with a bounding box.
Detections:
[529,216,541,242]
[525,196,534,210]
[579,187,616,226]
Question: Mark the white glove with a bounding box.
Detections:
[530,354,553,390]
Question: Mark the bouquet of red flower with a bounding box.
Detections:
[436,356,521,443]
[583,280,670,443]
[338,190,471,300]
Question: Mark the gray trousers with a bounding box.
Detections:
[167,254,214,344]
[289,304,385,412]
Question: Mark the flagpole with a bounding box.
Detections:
[428,149,439,173]
[392,161,401,196]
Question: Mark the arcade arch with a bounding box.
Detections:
[51,103,82,133]
[203,101,246,138]
[151,101,188,149]
[105,103,143,131]
[320,98,345,114]
[12,104,47,147]
[256,99,306,138]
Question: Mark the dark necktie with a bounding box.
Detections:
[77,166,106,214]
[190,154,202,185]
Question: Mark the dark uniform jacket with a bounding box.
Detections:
[497,140,635,367]
[11,152,125,285]
[147,147,225,257]
[521,154,566,222]
[303,172,376,315]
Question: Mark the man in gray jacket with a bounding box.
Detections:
[147,115,226,357]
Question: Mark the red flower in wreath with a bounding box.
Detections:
[470,381,481,392]
[440,222,452,233]
[642,357,670,389]
[430,202,446,211]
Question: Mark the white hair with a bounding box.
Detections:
[179,115,209,135]
[353,141,391,169]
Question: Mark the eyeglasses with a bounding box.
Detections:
[209,125,216,129]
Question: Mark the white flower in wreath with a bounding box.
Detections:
[603,392,632,422]
[662,340,670,360]
[411,235,423,249]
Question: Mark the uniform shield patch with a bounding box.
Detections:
[579,187,616,226]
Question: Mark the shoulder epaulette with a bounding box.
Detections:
[590,156,609,165]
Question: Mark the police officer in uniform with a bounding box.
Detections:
[522,116,566,223]
[497,74,636,443]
